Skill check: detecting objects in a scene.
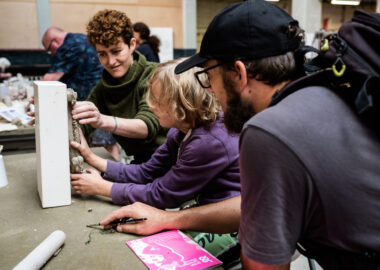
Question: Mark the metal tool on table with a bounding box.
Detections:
[86,217,147,229]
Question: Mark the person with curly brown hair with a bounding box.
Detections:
[72,9,167,164]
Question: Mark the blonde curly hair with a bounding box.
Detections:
[86,9,133,47]
[147,58,221,129]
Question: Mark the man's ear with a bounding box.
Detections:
[234,60,248,93]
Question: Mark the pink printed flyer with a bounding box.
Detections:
[126,230,222,270]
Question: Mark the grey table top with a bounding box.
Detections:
[0,148,148,270]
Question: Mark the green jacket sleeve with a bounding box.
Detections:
[134,63,162,143]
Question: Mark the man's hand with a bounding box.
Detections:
[101,196,241,236]
[70,168,112,197]
[72,101,104,128]
[100,202,173,235]
[0,72,11,79]
[42,72,64,81]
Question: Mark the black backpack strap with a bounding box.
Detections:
[355,76,380,115]
[294,45,321,74]
[270,70,333,107]
[352,9,380,31]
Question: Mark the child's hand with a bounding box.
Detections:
[70,169,112,197]
[71,129,108,172]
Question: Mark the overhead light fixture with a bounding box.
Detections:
[265,0,280,2]
[331,0,360,5]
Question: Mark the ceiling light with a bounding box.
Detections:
[265,0,280,2]
[331,0,360,5]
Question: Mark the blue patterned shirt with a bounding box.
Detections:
[48,33,103,101]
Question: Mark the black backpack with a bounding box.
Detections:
[272,9,380,133]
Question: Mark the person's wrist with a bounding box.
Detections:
[85,152,97,166]
[98,180,112,197]
[93,114,104,129]
[164,211,182,230]
[111,116,118,134]
[89,154,107,172]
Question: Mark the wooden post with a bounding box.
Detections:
[34,81,71,208]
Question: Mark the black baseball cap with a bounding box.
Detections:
[175,0,301,74]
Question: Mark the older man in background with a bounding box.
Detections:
[42,26,103,101]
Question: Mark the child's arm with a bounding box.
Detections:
[70,130,107,172]
[109,134,240,208]
[102,129,177,184]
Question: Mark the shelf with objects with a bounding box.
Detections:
[0,49,51,154]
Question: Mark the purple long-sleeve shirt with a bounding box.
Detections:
[103,115,241,209]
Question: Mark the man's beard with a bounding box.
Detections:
[223,76,256,134]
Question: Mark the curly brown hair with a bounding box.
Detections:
[86,9,133,47]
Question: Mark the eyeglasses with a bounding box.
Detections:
[194,63,222,88]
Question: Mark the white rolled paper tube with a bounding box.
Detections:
[13,230,66,270]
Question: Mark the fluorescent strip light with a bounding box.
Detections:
[266,0,280,2]
[331,0,360,5]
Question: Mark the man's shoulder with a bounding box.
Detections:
[245,85,345,131]
[63,33,94,51]
[66,32,86,41]
[241,84,362,161]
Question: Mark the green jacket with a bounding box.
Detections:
[82,51,167,162]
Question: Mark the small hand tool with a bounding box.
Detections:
[86,217,147,229]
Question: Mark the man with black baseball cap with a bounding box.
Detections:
[174,0,300,74]
[101,1,380,269]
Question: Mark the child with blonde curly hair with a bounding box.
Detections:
[70,57,240,209]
